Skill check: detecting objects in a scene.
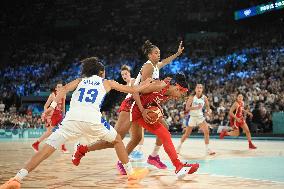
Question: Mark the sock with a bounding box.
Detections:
[178,142,183,149]
[15,169,28,181]
[151,145,161,157]
[123,162,134,175]
[205,144,209,151]
[137,144,143,152]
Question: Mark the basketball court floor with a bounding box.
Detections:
[1,137,284,189]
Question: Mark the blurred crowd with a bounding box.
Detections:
[0,0,283,133]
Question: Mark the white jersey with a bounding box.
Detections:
[63,75,106,124]
[190,95,205,117]
[133,60,160,86]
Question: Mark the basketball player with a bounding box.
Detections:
[176,84,216,155]
[127,74,200,179]
[220,93,257,149]
[0,57,151,189]
[73,74,200,179]
[75,40,185,173]
[32,83,68,153]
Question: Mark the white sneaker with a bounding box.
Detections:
[206,149,216,156]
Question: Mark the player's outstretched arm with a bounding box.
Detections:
[104,78,152,94]
[158,41,184,69]
[43,78,82,116]
[139,80,167,94]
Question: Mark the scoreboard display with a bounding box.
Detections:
[234,0,284,20]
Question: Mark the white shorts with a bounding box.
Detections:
[46,120,117,149]
[187,116,205,127]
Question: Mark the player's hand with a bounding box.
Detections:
[136,78,154,92]
[206,109,212,116]
[236,117,242,122]
[142,109,153,123]
[177,41,184,56]
[248,112,253,118]
[42,107,54,121]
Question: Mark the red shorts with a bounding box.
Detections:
[230,117,245,128]
[118,97,134,113]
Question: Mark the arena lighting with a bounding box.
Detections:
[234,0,284,20]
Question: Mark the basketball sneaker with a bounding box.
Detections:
[129,150,144,162]
[127,168,149,184]
[32,141,39,152]
[206,149,216,156]
[72,142,88,166]
[61,144,69,154]
[0,178,21,189]
[219,129,228,139]
[249,142,257,149]
[147,155,167,169]
[116,161,127,175]
[175,163,199,179]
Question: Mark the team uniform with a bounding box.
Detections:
[50,97,64,126]
[118,60,159,113]
[130,83,199,176]
[117,78,135,113]
[229,101,245,128]
[46,75,117,149]
[188,95,206,127]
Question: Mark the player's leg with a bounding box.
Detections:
[93,121,149,182]
[86,111,131,152]
[126,123,143,155]
[1,122,72,189]
[199,121,215,155]
[32,125,53,152]
[136,118,199,178]
[240,123,257,149]
[177,126,193,154]
[129,127,145,161]
[147,118,168,169]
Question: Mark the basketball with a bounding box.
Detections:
[147,106,163,124]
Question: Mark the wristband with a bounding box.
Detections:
[50,101,57,109]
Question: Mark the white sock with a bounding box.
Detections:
[123,162,134,175]
[137,144,143,152]
[151,145,161,157]
[178,142,183,148]
[15,169,28,181]
[205,144,209,151]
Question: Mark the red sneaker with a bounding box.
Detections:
[219,129,227,139]
[249,142,257,149]
[72,143,88,166]
[175,163,199,179]
[61,144,69,154]
[32,141,40,152]
[0,178,21,189]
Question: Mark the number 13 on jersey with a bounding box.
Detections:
[78,88,98,103]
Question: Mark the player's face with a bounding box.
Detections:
[55,84,63,92]
[101,70,106,78]
[237,94,243,102]
[148,47,160,63]
[195,84,203,95]
[168,86,187,99]
[121,70,131,82]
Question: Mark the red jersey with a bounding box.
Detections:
[53,92,64,115]
[131,83,170,121]
[230,101,245,127]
